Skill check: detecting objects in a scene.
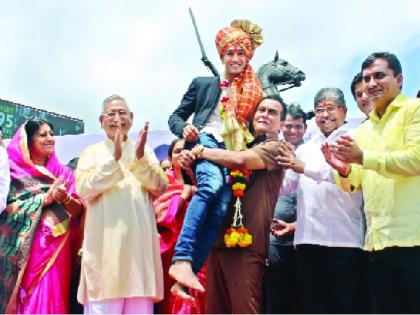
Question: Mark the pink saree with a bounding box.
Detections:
[153,170,206,314]
[17,219,71,314]
[0,123,84,314]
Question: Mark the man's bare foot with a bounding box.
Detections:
[169,260,204,292]
[170,282,196,306]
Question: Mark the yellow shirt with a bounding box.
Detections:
[76,139,167,303]
[338,94,420,251]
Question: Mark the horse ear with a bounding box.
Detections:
[274,51,279,62]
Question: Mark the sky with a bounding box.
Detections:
[0,0,419,135]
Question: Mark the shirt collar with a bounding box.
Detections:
[369,93,406,122]
[104,137,129,147]
[312,122,350,142]
[246,132,279,148]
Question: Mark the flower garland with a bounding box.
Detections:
[219,79,253,248]
[218,79,230,119]
[224,168,253,247]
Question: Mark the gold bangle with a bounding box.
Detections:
[195,144,205,159]
[62,194,72,205]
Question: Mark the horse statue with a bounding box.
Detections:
[257,51,306,97]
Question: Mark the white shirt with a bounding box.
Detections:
[282,123,365,248]
[201,97,224,142]
[0,146,10,213]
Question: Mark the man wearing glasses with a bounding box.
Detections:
[277,88,366,313]
[75,95,168,314]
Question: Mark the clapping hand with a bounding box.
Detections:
[135,121,149,160]
[330,135,363,165]
[44,176,70,206]
[114,128,123,161]
[321,143,350,176]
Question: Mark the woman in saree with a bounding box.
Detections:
[0,117,85,314]
[154,139,207,314]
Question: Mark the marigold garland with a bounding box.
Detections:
[224,224,253,248]
[219,80,230,120]
[219,78,253,248]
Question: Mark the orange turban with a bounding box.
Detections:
[215,19,263,61]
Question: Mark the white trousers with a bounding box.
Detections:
[84,297,153,314]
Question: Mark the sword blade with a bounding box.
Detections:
[188,7,207,58]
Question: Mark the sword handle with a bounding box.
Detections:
[201,56,219,77]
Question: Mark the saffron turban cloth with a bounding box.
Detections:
[215,20,264,151]
[215,19,263,62]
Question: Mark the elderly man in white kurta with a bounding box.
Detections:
[76,95,167,314]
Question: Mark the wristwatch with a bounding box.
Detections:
[194,144,205,159]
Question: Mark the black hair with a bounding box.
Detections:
[306,111,315,120]
[350,72,363,99]
[261,94,287,121]
[167,138,184,159]
[417,90,420,98]
[25,117,54,147]
[361,52,402,76]
[287,102,307,125]
[67,157,79,171]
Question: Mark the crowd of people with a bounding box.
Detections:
[0,18,420,315]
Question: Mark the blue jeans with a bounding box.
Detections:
[173,133,232,273]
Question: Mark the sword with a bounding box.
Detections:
[188,7,219,77]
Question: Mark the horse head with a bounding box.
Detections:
[257,51,306,96]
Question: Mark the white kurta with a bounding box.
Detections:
[76,139,167,303]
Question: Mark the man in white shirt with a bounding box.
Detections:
[0,127,10,212]
[277,88,367,313]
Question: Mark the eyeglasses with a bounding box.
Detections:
[102,110,130,119]
[314,105,341,115]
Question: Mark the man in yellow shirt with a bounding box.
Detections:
[322,52,420,313]
[76,95,167,314]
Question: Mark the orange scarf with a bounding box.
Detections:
[215,20,264,151]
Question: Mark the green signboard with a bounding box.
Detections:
[0,101,17,139]
[0,99,84,139]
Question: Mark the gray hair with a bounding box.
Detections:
[314,87,346,109]
[102,94,131,113]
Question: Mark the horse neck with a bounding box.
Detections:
[258,67,271,88]
[264,86,278,97]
